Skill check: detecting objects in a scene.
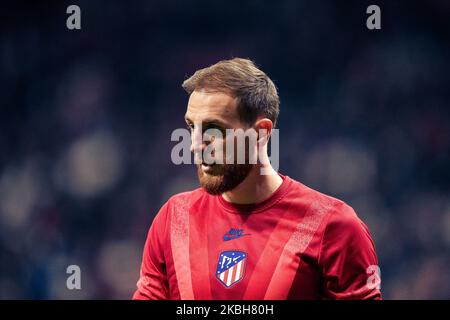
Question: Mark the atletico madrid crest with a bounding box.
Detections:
[216,250,247,288]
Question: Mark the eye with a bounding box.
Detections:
[186,122,194,131]
[203,124,223,133]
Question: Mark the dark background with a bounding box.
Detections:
[1,0,449,299]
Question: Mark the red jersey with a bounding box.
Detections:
[133,175,381,300]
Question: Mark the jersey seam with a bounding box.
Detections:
[317,201,344,267]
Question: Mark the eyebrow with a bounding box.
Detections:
[184,116,229,128]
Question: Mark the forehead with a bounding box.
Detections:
[185,90,239,124]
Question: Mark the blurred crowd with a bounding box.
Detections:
[1,0,449,299]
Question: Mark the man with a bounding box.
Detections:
[133,58,381,299]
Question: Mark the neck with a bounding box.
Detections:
[222,164,283,205]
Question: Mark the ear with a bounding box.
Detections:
[254,118,273,144]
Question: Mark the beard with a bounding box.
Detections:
[197,163,253,195]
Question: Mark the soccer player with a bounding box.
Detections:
[133,58,381,300]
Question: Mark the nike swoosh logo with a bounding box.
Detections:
[223,234,249,241]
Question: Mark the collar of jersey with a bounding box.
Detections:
[215,174,293,214]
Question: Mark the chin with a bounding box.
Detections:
[197,166,226,194]
[196,163,253,195]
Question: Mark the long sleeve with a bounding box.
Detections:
[133,203,170,300]
[318,202,382,300]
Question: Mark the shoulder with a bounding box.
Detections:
[287,176,367,234]
[286,176,349,217]
[149,187,207,234]
[292,184,376,257]
[165,187,206,209]
[155,187,207,222]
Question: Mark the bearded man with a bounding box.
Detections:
[133,58,381,300]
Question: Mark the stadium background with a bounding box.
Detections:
[1,0,449,299]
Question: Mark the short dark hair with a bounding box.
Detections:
[182,58,280,127]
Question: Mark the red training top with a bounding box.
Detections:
[133,175,381,300]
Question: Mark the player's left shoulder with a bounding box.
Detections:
[316,195,374,247]
[303,190,378,264]
[324,200,369,235]
[290,177,368,234]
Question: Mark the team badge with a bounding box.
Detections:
[216,251,247,288]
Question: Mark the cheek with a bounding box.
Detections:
[221,137,236,163]
[212,139,225,157]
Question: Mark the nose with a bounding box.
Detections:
[190,126,204,154]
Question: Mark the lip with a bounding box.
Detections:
[201,162,214,173]
[202,162,215,173]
